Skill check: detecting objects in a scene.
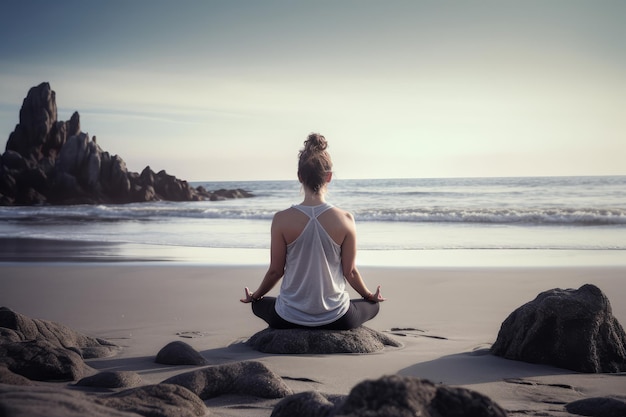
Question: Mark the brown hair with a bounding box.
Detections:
[298,133,333,194]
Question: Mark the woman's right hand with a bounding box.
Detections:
[367,285,385,302]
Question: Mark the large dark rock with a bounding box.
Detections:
[491,284,626,373]
[566,397,626,417]
[0,306,119,359]
[271,375,507,417]
[155,341,207,366]
[76,371,143,389]
[0,383,205,417]
[0,364,35,386]
[271,391,344,417]
[1,82,254,205]
[247,326,401,354]
[0,307,119,382]
[96,384,206,417]
[162,360,292,400]
[0,339,92,381]
[6,83,57,158]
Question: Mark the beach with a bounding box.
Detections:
[2,260,625,416]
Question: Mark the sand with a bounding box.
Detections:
[1,263,626,416]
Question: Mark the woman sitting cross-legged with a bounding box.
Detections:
[240,133,384,330]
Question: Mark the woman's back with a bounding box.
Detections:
[275,203,351,325]
[276,205,352,247]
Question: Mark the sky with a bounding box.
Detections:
[1,1,624,181]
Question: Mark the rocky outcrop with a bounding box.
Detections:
[0,339,93,381]
[0,364,35,386]
[162,360,293,400]
[271,375,507,417]
[0,383,206,417]
[0,82,253,205]
[75,371,143,389]
[96,384,206,417]
[0,306,119,359]
[566,397,626,417]
[247,326,401,354]
[491,284,626,373]
[0,307,119,382]
[155,341,207,366]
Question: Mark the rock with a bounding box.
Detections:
[271,375,507,417]
[0,384,138,417]
[0,170,17,198]
[0,364,35,386]
[108,154,131,200]
[68,111,80,137]
[162,360,292,400]
[491,284,626,373]
[271,391,343,417]
[211,188,254,200]
[15,187,46,205]
[57,133,89,177]
[566,397,626,417]
[0,306,120,359]
[5,83,57,158]
[2,150,29,171]
[247,326,401,354]
[1,82,255,205]
[155,341,207,366]
[16,167,48,195]
[0,307,120,382]
[96,384,206,417]
[76,371,143,388]
[0,339,93,381]
[0,383,204,417]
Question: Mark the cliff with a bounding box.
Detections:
[0,82,252,205]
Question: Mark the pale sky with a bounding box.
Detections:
[1,1,624,181]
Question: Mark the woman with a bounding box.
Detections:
[240,133,384,330]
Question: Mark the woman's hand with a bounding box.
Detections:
[240,287,254,303]
[367,285,385,302]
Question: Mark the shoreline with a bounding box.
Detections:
[2,236,625,267]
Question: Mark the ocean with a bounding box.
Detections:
[1,176,625,266]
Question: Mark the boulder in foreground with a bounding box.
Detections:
[0,339,92,381]
[491,284,626,372]
[566,396,626,417]
[272,375,507,417]
[96,384,205,417]
[0,383,205,417]
[0,306,120,359]
[155,340,207,366]
[162,360,292,400]
[76,371,143,389]
[247,326,401,354]
[0,307,119,382]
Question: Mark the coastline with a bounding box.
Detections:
[2,261,626,415]
[2,236,625,267]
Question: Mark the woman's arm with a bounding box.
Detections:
[341,212,385,302]
[241,213,287,303]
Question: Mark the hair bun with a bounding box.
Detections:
[304,133,327,153]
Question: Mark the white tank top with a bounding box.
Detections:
[274,203,351,326]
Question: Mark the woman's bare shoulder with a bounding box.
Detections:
[329,206,355,223]
[273,206,303,222]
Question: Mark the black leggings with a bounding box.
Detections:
[251,297,380,330]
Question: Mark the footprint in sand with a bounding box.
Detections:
[386,327,448,340]
[176,331,207,339]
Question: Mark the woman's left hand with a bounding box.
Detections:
[240,287,254,303]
